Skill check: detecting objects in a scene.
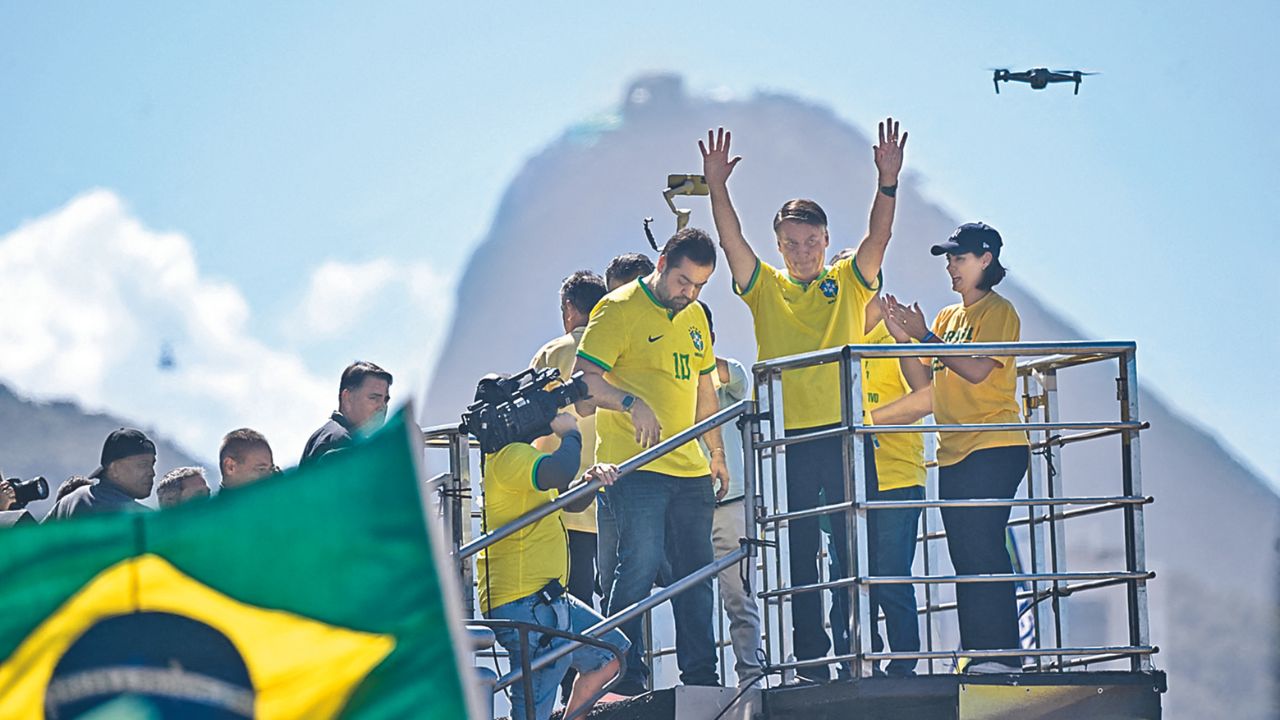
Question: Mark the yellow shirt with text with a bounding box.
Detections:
[530,326,597,534]
[930,290,1028,467]
[737,256,880,430]
[477,443,569,614]
[863,321,926,490]
[577,278,715,478]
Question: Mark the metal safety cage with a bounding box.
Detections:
[749,341,1153,679]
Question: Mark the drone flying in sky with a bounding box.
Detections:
[992,68,1098,95]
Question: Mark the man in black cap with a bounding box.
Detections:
[300,361,393,463]
[46,428,156,520]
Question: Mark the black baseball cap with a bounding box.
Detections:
[931,222,1003,257]
[90,428,156,479]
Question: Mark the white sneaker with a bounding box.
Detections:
[965,660,1022,674]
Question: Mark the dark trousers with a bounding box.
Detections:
[605,470,718,686]
[938,445,1029,667]
[830,438,923,676]
[784,425,851,679]
[566,529,597,608]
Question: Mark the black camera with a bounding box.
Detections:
[4,476,49,509]
[461,367,591,454]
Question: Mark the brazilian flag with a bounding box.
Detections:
[0,409,478,719]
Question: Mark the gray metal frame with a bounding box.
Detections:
[750,340,1154,678]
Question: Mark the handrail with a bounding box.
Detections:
[752,340,1136,373]
[470,618,627,720]
[458,400,751,560]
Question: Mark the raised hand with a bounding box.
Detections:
[699,127,742,188]
[884,293,930,341]
[878,295,912,343]
[873,117,908,185]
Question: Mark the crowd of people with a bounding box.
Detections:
[477,120,1031,719]
[0,361,396,524]
[0,119,1031,720]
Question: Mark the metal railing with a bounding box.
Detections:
[750,340,1153,678]
[426,401,761,714]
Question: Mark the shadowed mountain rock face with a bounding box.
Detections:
[0,383,202,518]
[426,74,1279,718]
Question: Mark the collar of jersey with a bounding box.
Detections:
[637,277,675,319]
[786,265,830,289]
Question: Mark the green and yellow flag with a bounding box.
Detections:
[0,408,478,719]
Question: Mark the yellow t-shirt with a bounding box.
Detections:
[863,321,926,490]
[477,443,569,614]
[530,326,597,534]
[577,278,716,478]
[930,290,1028,467]
[737,256,880,430]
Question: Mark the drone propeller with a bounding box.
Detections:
[1053,70,1100,76]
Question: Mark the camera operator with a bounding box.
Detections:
[573,228,729,694]
[0,476,40,528]
[301,361,392,463]
[47,428,156,520]
[468,375,629,720]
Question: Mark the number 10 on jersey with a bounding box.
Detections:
[672,353,691,380]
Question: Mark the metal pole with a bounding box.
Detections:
[1023,371,1047,672]
[767,368,791,675]
[1119,348,1152,672]
[922,431,937,676]
[449,430,476,618]
[1042,368,1070,669]
[495,548,748,691]
[839,348,871,678]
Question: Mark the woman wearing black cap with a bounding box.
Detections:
[881,222,1029,674]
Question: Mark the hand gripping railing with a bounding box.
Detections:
[749,340,1153,678]
[452,400,760,708]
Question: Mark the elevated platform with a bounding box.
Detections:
[573,671,1166,720]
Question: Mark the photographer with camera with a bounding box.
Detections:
[47,428,156,520]
[463,371,629,720]
[572,227,729,695]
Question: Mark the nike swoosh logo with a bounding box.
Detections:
[648,335,663,343]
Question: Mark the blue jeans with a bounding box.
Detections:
[604,470,718,686]
[486,592,630,720]
[829,478,924,676]
[596,492,618,611]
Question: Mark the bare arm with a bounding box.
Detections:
[696,372,730,500]
[701,128,759,291]
[884,295,1000,384]
[869,388,933,426]
[854,118,908,284]
[572,356,663,447]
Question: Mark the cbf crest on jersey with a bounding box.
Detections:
[689,326,705,353]
[819,277,839,299]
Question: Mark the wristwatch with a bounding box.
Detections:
[621,395,636,413]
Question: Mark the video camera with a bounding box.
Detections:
[4,476,49,509]
[460,367,591,454]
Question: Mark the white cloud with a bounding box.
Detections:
[291,256,457,419]
[0,190,333,464]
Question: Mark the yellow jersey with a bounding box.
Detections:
[577,278,715,478]
[477,443,569,614]
[930,290,1028,467]
[737,255,880,430]
[863,321,926,490]
[530,326,597,534]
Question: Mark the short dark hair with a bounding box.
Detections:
[773,199,828,232]
[559,271,608,316]
[605,253,655,287]
[661,228,717,269]
[157,466,206,508]
[219,428,271,473]
[55,476,93,503]
[339,361,392,398]
[978,256,1008,290]
[697,300,714,336]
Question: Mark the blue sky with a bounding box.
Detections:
[0,2,1275,482]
